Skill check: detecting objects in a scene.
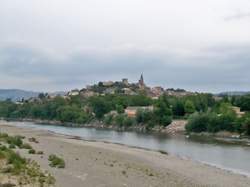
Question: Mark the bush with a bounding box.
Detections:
[104,114,114,125]
[48,154,65,168]
[186,113,211,133]
[6,136,23,147]
[20,143,33,150]
[136,109,154,124]
[123,117,135,127]
[28,137,39,143]
[186,110,239,133]
[242,118,250,135]
[0,133,9,139]
[7,151,26,174]
[114,114,125,127]
[28,149,36,154]
[8,144,16,149]
[36,151,44,155]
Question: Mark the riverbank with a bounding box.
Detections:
[6,118,250,146]
[3,118,187,134]
[1,122,250,186]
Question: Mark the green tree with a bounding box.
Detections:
[184,100,195,114]
[89,96,111,119]
[115,104,124,114]
[154,95,172,126]
[173,100,185,116]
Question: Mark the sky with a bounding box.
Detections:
[0,0,250,93]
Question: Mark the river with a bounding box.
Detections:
[3,121,250,176]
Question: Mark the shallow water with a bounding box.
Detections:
[4,121,250,176]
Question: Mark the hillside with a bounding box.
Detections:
[0,89,39,101]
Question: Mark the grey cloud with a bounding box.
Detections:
[1,44,250,93]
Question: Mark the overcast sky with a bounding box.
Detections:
[0,0,250,93]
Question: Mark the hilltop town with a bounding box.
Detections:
[67,74,196,99]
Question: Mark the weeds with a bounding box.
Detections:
[48,155,65,168]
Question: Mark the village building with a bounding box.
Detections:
[232,106,245,117]
[122,78,129,86]
[122,88,136,95]
[103,88,116,94]
[125,106,154,118]
[68,89,80,96]
[80,89,97,98]
[165,89,195,97]
[102,81,114,87]
[151,86,164,97]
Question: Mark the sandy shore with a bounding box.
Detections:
[1,123,250,187]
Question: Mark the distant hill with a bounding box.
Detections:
[0,89,39,101]
[217,91,250,96]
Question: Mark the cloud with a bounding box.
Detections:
[224,12,250,21]
[1,0,250,92]
[1,43,250,92]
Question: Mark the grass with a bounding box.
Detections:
[0,133,55,186]
[6,136,23,147]
[20,143,33,149]
[48,154,65,168]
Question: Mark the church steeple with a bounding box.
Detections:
[138,73,145,88]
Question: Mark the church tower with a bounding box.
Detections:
[138,73,145,89]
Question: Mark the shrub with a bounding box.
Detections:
[37,151,44,155]
[184,100,196,114]
[7,150,26,174]
[243,118,250,135]
[186,113,210,132]
[48,154,65,168]
[186,111,239,133]
[114,114,125,127]
[123,117,135,127]
[8,144,16,149]
[6,136,23,147]
[28,149,36,154]
[136,109,154,124]
[104,114,114,125]
[0,133,9,139]
[20,143,33,150]
[28,137,39,143]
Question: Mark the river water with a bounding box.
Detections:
[3,121,250,176]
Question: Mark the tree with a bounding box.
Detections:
[173,100,185,116]
[154,96,172,126]
[243,118,250,135]
[136,109,154,124]
[184,100,195,114]
[186,113,210,132]
[89,96,111,119]
[38,93,46,100]
[116,104,124,114]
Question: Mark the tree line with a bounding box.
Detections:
[0,93,215,129]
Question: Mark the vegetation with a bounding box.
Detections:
[186,100,250,135]
[28,149,36,154]
[0,133,55,186]
[0,92,215,129]
[48,154,65,168]
[3,91,250,134]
